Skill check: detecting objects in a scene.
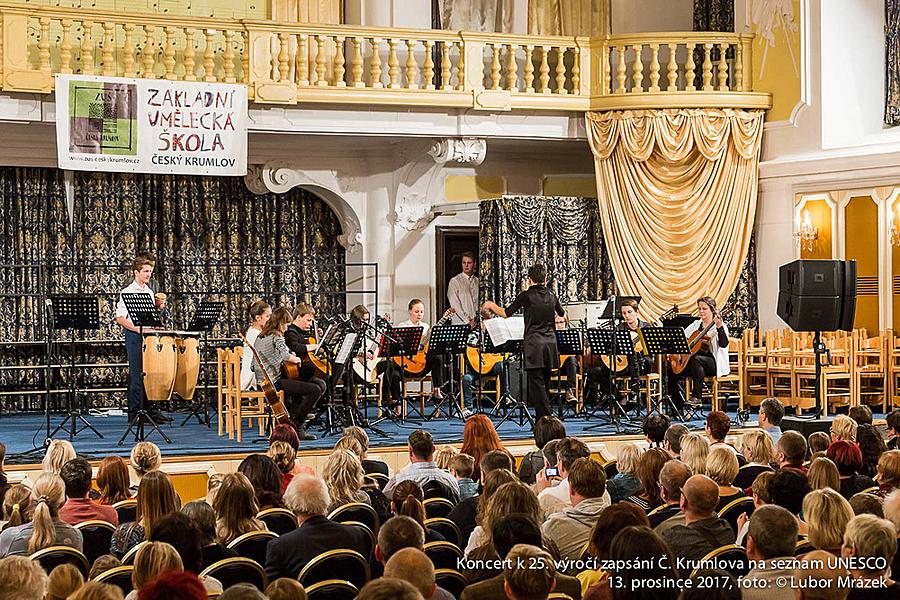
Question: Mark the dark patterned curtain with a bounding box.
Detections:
[723,231,759,332]
[0,168,345,410]
[887,0,900,125]
[693,0,734,32]
[479,196,616,306]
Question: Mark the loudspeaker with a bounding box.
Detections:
[776,259,857,331]
[780,416,833,438]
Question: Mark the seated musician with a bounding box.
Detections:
[461,307,509,413]
[554,315,578,405]
[667,296,730,410]
[252,306,319,441]
[283,304,329,403]
[240,300,271,391]
[397,299,446,402]
[587,298,652,407]
[348,304,402,413]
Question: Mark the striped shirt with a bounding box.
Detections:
[252,334,295,385]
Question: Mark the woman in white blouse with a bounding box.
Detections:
[240,300,271,391]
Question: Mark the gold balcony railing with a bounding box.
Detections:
[0,3,771,112]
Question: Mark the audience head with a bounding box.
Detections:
[533,416,566,449]
[392,480,426,526]
[877,449,900,491]
[542,440,560,468]
[384,548,437,600]
[267,441,296,475]
[808,456,841,491]
[180,500,216,547]
[705,446,739,488]
[342,425,371,455]
[568,457,607,503]
[477,468,517,522]
[60,457,93,500]
[841,514,897,576]
[587,502,649,559]
[849,492,884,518]
[680,432,710,476]
[407,430,434,462]
[148,512,203,574]
[664,424,689,456]
[213,472,260,542]
[826,440,863,477]
[555,437,591,475]
[615,443,641,476]
[792,549,850,600]
[503,544,556,600]
[136,471,179,536]
[356,578,423,600]
[482,481,542,549]
[3,484,31,529]
[768,469,810,516]
[883,489,900,535]
[887,409,900,439]
[848,405,872,426]
[480,449,515,475]
[856,424,887,478]
[431,445,456,470]
[137,570,206,600]
[643,414,671,445]
[705,410,731,443]
[659,459,692,504]
[130,441,162,478]
[830,415,857,443]
[450,453,475,479]
[284,474,329,518]
[42,439,76,475]
[742,429,776,465]
[97,456,131,505]
[461,414,504,472]
[45,563,84,600]
[680,474,719,518]
[759,398,784,428]
[268,423,301,451]
[607,526,678,593]
[28,472,66,553]
[803,488,855,551]
[323,448,364,507]
[237,453,284,510]
[808,431,831,456]
[636,447,670,505]
[88,555,122,580]
[0,555,49,600]
[132,541,183,591]
[751,470,773,506]
[377,515,425,563]
[71,581,124,600]
[777,430,808,467]
[746,505,799,560]
[265,578,307,600]
[491,513,543,560]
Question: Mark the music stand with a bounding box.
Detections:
[374,326,422,423]
[639,327,691,422]
[46,296,103,442]
[179,301,224,427]
[427,324,469,420]
[118,293,170,445]
[584,328,639,432]
[554,329,583,418]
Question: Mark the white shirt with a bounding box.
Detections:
[538,477,612,517]
[448,272,479,324]
[684,319,731,377]
[398,320,429,349]
[240,326,261,390]
[114,281,154,325]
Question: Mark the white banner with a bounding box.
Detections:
[55,74,248,176]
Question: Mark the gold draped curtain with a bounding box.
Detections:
[586,108,765,319]
[528,0,609,36]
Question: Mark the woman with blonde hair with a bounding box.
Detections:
[97,456,131,506]
[212,472,265,545]
[605,443,641,502]
[110,470,180,558]
[0,473,81,557]
[127,541,183,600]
[466,479,542,559]
[808,457,841,491]
[829,414,857,443]
[46,563,84,600]
[680,432,710,477]
[706,445,746,511]
[2,484,31,531]
[129,442,162,495]
[802,487,854,555]
[875,449,900,497]
[268,440,298,492]
[42,439,76,475]
[69,582,125,600]
[322,449,370,513]
[734,430,776,490]
[433,445,457,471]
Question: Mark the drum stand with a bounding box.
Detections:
[180,301,224,427]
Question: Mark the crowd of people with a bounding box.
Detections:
[0,403,898,599]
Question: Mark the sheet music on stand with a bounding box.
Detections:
[121,293,163,329]
[555,329,583,355]
[335,333,359,365]
[187,301,223,332]
[484,316,524,348]
[49,296,100,330]
[378,326,423,359]
[585,328,635,356]
[639,327,691,356]
[428,324,469,355]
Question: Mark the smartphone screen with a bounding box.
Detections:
[545,467,559,478]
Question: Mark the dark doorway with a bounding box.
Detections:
[436,226,480,318]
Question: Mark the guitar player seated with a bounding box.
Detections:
[587,298,653,408]
[283,303,328,411]
[666,296,730,412]
[461,308,509,415]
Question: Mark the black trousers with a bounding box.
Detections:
[275,377,323,426]
[590,355,652,401]
[527,368,552,421]
[377,357,445,402]
[559,356,577,389]
[667,354,716,405]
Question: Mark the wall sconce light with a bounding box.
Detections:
[797,208,818,252]
[891,203,900,247]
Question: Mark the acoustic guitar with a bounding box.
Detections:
[465,345,505,375]
[351,315,391,383]
[667,309,730,375]
[239,333,291,425]
[394,308,456,374]
[599,329,643,372]
[283,318,330,380]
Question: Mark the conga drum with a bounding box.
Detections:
[142,332,177,402]
[173,331,201,400]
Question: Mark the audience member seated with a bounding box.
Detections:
[97,456,132,507]
[585,526,679,600]
[460,514,580,600]
[623,447,669,512]
[357,578,423,600]
[127,541,182,600]
[808,431,831,456]
[802,488,854,556]
[373,515,425,579]
[0,555,49,600]
[887,409,900,451]
[447,450,513,549]
[384,547,454,600]
[849,492,884,518]
[268,441,299,493]
[180,501,237,572]
[343,425,390,477]
[792,549,850,600]
[88,554,122,580]
[213,472,266,545]
[875,450,900,498]
[830,415,857,444]
[384,430,460,503]
[43,439,76,476]
[660,474,734,564]
[71,581,126,600]
[392,480,445,543]
[269,424,316,480]
[264,474,367,580]
[542,457,608,569]
[663,424,688,460]
[129,442,162,496]
[518,416,566,485]
[883,490,900,584]
[323,448,371,513]
[827,441,876,499]
[735,430,776,491]
[776,430,809,473]
[706,446,745,512]
[857,424,887,479]
[651,460,692,532]
[264,578,308,600]
[46,563,84,600]
[808,456,841,492]
[680,432,710,477]
[536,437,595,515]
[148,512,222,594]
[460,415,512,483]
[2,484,31,532]
[768,469,811,535]
[465,480,542,561]
[605,443,641,503]
[706,411,740,459]
[449,453,477,501]
[136,569,207,600]
[502,544,557,600]
[579,502,649,595]
[237,454,286,511]
[848,405,872,426]
[59,458,119,526]
[758,398,784,444]
[111,470,179,558]
[0,472,82,557]
[841,514,900,599]
[642,414,670,449]
[742,505,800,600]
[736,471,773,545]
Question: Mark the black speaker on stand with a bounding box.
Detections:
[776,259,857,418]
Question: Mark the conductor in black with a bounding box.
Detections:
[482,264,564,422]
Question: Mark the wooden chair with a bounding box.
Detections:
[766,329,795,407]
[853,330,887,412]
[401,374,433,420]
[794,332,854,415]
[742,328,768,410]
[200,557,268,590]
[298,549,370,590]
[711,337,744,412]
[888,329,900,409]
[611,362,662,417]
[458,354,502,413]
[228,346,283,443]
